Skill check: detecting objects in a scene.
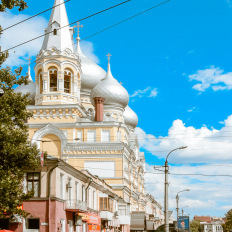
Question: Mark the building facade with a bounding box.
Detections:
[11,0,163,231]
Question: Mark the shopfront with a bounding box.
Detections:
[77,212,101,232]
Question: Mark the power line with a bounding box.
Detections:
[146,172,232,177]
[0,0,131,54]
[3,0,170,70]
[1,0,71,32]
[82,0,171,41]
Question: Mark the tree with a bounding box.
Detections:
[0,1,40,217]
[222,209,232,232]
[190,219,201,232]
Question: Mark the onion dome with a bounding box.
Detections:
[76,37,106,93]
[14,59,36,104]
[123,106,138,129]
[90,58,129,109]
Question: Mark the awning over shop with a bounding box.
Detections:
[130,212,146,231]
[146,220,154,231]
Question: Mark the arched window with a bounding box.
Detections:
[49,68,58,92]
[37,70,43,94]
[64,69,72,93]
[39,73,43,94]
[53,29,57,35]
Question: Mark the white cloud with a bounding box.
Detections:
[188,66,232,92]
[80,41,100,64]
[131,87,158,99]
[137,115,232,216]
[0,12,47,67]
[135,114,232,163]
[144,163,232,217]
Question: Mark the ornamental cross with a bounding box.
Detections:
[74,22,83,37]
[27,57,32,65]
[106,53,112,63]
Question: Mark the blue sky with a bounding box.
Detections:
[2,0,232,219]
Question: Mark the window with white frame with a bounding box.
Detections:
[82,185,86,202]
[69,220,73,232]
[75,181,79,201]
[60,174,64,199]
[87,130,96,142]
[77,131,83,142]
[101,130,110,142]
[117,130,121,141]
[88,189,92,208]
[93,190,97,210]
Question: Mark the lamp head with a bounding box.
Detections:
[180,146,188,150]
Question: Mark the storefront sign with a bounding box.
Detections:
[89,224,101,232]
[77,213,101,225]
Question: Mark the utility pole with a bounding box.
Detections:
[176,190,190,232]
[163,146,187,232]
[164,160,169,232]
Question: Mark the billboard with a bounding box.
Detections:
[178,216,190,230]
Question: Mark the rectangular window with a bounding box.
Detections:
[26,218,40,229]
[69,220,73,232]
[68,179,72,203]
[99,198,113,212]
[82,185,86,202]
[60,174,64,199]
[117,130,121,141]
[87,130,96,142]
[93,191,97,210]
[27,172,40,197]
[101,130,110,142]
[77,131,83,142]
[88,189,92,208]
[60,219,66,232]
[75,181,79,201]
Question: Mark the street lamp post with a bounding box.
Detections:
[164,146,187,232]
[176,189,190,231]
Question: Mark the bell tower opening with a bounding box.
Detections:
[49,68,58,92]
[64,69,72,93]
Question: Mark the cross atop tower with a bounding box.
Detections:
[27,57,32,65]
[106,53,112,64]
[74,22,83,38]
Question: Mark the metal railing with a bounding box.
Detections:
[65,199,87,211]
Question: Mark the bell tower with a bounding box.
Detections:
[34,0,81,105]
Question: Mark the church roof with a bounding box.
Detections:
[41,0,74,52]
[90,60,129,109]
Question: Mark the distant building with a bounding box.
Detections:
[200,222,224,232]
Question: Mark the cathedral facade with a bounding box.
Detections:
[14,0,162,230]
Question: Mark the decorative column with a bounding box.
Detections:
[58,71,64,92]
[94,97,105,122]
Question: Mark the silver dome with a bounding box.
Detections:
[90,63,129,109]
[123,106,138,129]
[14,79,36,104]
[76,39,106,92]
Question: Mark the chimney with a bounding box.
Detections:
[94,97,105,122]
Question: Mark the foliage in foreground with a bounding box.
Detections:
[0,0,40,218]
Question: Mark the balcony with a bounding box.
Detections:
[65,200,87,212]
[100,211,113,221]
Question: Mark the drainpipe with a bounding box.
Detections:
[85,178,93,207]
[48,160,60,232]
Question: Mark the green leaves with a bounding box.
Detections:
[0,68,40,217]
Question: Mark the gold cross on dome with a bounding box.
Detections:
[106,53,112,63]
[27,57,32,65]
[74,22,83,37]
[120,82,123,85]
